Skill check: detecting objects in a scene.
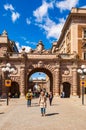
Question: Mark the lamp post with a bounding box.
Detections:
[2,63,15,105]
[77,65,86,105]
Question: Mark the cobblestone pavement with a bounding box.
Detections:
[0,96,86,130]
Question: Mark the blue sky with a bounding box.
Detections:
[0,0,86,79]
[0,0,86,52]
[30,72,46,80]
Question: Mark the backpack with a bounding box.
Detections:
[28,93,31,99]
[26,92,32,100]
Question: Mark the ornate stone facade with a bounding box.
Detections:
[0,8,86,97]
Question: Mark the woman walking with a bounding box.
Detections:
[39,91,47,116]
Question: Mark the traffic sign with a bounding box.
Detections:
[5,80,11,87]
[80,80,86,87]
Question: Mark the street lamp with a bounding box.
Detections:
[2,63,15,105]
[77,65,86,105]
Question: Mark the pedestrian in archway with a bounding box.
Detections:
[49,92,53,106]
[39,91,47,116]
[62,91,65,98]
[61,91,65,98]
[26,89,33,107]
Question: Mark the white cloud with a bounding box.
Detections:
[26,18,31,25]
[11,12,20,22]
[56,0,79,12]
[33,0,53,22]
[36,17,65,39]
[4,4,14,11]
[15,42,21,51]
[32,77,45,80]
[21,46,31,53]
[37,77,46,80]
[80,5,86,8]
[33,0,66,40]
[4,3,20,23]
[15,42,31,53]
[20,36,37,46]
[26,41,37,45]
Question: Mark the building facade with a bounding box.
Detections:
[0,8,86,98]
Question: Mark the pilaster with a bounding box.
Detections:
[20,67,25,96]
[53,64,60,96]
[72,67,78,95]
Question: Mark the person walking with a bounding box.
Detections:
[26,89,33,107]
[49,92,53,106]
[39,91,47,116]
[62,91,65,98]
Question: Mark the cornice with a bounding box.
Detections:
[57,11,86,47]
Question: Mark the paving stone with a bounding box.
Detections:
[0,96,86,130]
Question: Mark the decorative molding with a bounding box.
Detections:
[11,76,20,83]
[38,61,44,68]
[62,76,72,84]
[63,69,70,75]
[12,68,18,75]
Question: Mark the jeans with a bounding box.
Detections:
[41,108,46,115]
[27,99,31,106]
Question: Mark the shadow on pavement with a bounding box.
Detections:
[46,113,59,116]
[0,112,4,114]
[0,99,6,102]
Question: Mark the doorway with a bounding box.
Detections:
[10,82,20,98]
[63,82,71,98]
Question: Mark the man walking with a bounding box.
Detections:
[26,89,33,107]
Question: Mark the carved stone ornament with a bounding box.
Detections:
[12,68,18,75]
[38,61,44,68]
[63,69,70,75]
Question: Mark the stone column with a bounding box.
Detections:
[72,67,78,95]
[20,67,25,97]
[53,66,60,96]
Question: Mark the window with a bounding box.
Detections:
[83,29,86,38]
[84,52,86,60]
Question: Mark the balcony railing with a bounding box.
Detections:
[1,52,79,60]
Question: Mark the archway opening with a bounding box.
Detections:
[63,82,71,98]
[27,68,53,97]
[10,82,20,98]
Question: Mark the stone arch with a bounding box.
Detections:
[32,62,55,74]
[27,67,53,94]
[10,81,20,98]
[62,82,71,98]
